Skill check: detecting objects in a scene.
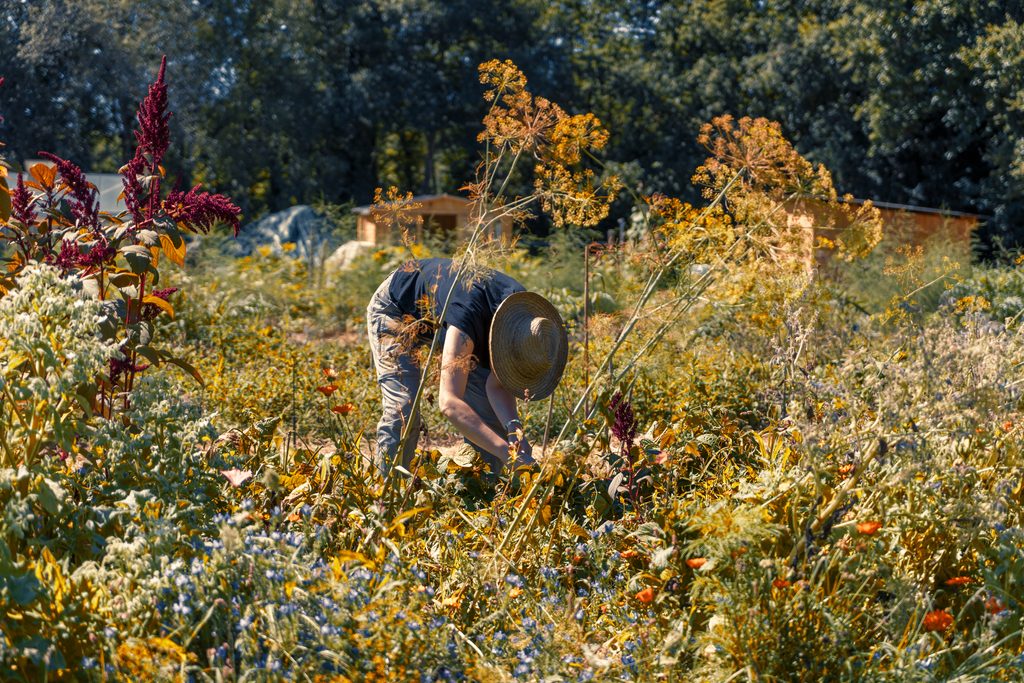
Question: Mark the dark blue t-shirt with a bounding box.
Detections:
[388,257,525,369]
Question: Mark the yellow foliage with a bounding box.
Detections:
[115,637,195,680]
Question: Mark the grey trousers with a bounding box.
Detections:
[366,274,504,475]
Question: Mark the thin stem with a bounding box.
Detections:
[490,170,745,563]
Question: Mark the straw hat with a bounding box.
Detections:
[489,292,568,401]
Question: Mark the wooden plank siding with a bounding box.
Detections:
[354,193,513,246]
[784,197,982,272]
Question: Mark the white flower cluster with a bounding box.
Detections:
[0,264,119,409]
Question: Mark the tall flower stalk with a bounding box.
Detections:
[0,57,240,453]
[374,59,621,516]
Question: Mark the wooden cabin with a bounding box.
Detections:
[779,197,983,273]
[353,193,514,246]
[852,199,980,244]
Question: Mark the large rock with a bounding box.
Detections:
[238,205,329,262]
[324,240,375,273]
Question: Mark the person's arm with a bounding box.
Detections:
[438,326,511,469]
[486,372,534,465]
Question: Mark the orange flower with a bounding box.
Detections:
[772,578,791,589]
[686,557,707,569]
[620,549,641,560]
[317,384,338,396]
[331,403,355,415]
[286,511,301,523]
[635,587,655,604]
[944,576,972,587]
[838,463,855,476]
[985,596,1006,614]
[922,609,953,632]
[856,521,883,535]
[1002,420,1014,431]
[322,367,338,380]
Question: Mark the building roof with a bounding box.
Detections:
[839,196,987,220]
[351,193,469,215]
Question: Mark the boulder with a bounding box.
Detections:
[238,205,329,262]
[324,240,375,273]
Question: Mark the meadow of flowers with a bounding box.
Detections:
[1,59,1023,682]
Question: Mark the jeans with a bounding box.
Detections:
[366,274,505,475]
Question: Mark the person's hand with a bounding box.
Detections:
[513,438,535,468]
[505,419,536,469]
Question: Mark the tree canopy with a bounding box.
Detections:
[2,0,1022,245]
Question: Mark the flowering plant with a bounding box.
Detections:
[0,57,239,433]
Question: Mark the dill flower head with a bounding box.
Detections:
[478,59,527,102]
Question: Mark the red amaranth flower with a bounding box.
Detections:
[109,356,150,387]
[120,153,147,224]
[150,287,179,300]
[51,235,115,273]
[37,151,98,229]
[11,173,36,224]
[76,234,116,270]
[52,239,81,273]
[142,287,179,321]
[134,56,171,168]
[164,186,241,236]
[610,391,637,454]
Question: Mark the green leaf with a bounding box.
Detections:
[37,478,65,515]
[121,245,152,274]
[135,345,163,365]
[74,388,95,419]
[449,445,477,468]
[165,356,205,386]
[135,229,160,246]
[608,471,624,498]
[6,572,40,606]
[107,270,140,288]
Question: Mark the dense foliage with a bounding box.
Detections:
[1,1,1023,244]
[2,54,1024,683]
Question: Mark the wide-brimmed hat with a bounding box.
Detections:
[490,291,568,401]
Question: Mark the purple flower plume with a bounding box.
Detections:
[164,186,241,236]
[120,154,146,224]
[121,56,171,224]
[11,174,36,224]
[51,235,116,273]
[142,287,179,321]
[610,391,637,455]
[37,152,99,230]
[134,56,171,168]
[109,356,150,387]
